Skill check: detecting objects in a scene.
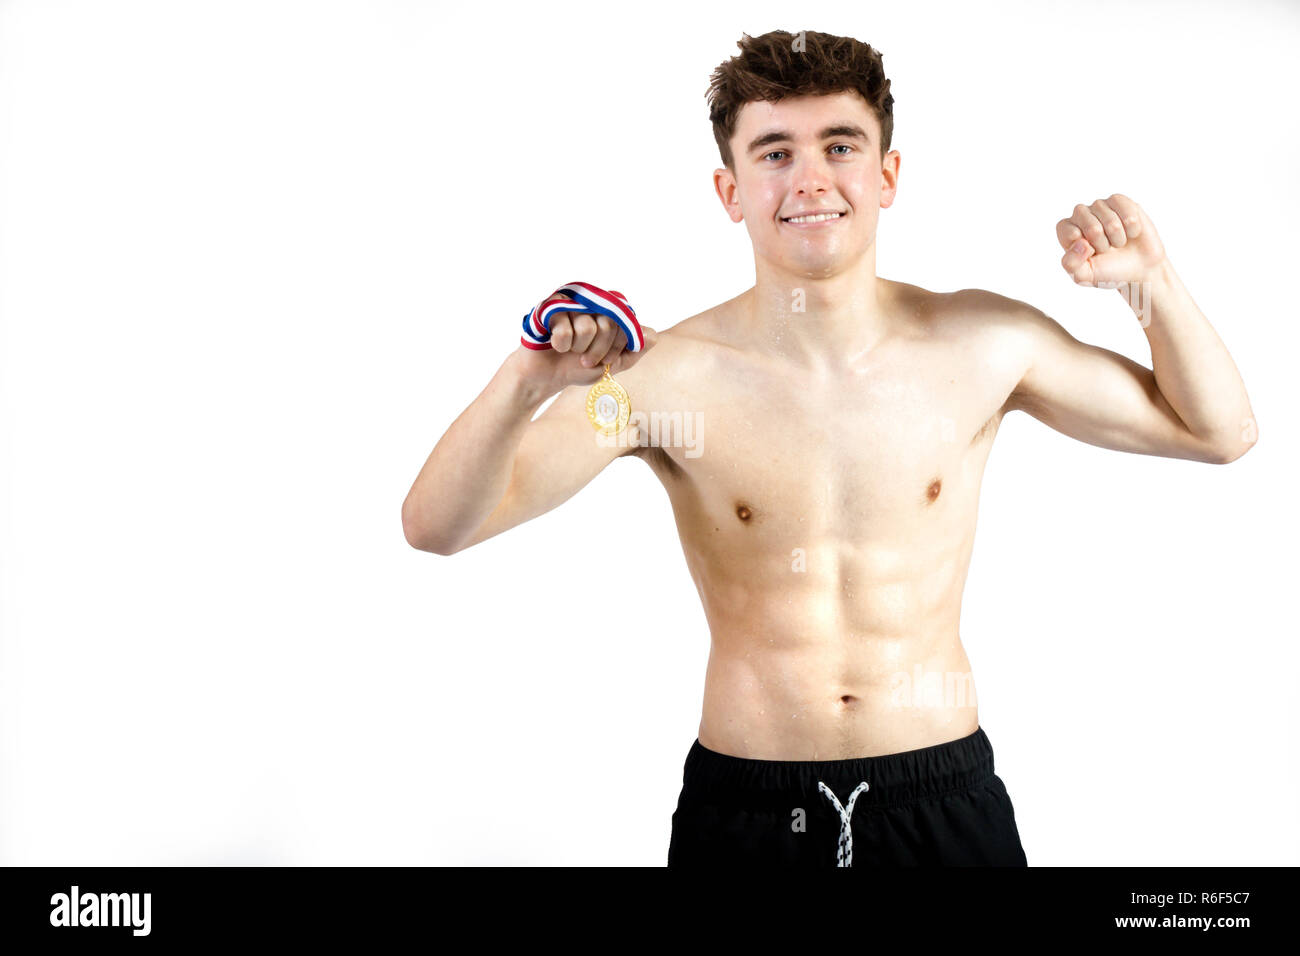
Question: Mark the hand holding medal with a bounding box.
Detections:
[518,281,657,434]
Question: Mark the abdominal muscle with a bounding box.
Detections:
[638,287,1009,761]
[692,539,981,760]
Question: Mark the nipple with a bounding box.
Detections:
[925,478,942,504]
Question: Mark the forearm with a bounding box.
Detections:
[1131,259,1257,456]
[402,349,552,553]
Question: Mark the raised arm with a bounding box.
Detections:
[995,194,1257,464]
[401,313,660,555]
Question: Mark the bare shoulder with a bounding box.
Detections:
[656,294,748,351]
[598,298,733,459]
[938,286,1075,413]
[914,283,1033,330]
[882,281,1045,419]
[918,284,1047,362]
[940,285,1059,344]
[623,296,740,379]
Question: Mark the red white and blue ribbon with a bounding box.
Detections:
[520,281,644,353]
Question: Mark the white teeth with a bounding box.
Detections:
[784,212,843,223]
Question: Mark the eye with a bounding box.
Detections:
[763,145,854,162]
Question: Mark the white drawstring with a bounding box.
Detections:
[818,780,870,867]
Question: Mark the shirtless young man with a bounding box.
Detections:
[401,30,1257,867]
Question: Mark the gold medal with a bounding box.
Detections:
[586,363,631,435]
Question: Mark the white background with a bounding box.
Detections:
[1,0,1295,866]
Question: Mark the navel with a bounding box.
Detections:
[735,502,753,522]
[925,478,942,504]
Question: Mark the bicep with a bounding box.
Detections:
[456,382,636,550]
[1004,301,1225,463]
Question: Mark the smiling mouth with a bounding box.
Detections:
[781,211,846,224]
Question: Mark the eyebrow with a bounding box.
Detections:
[745,123,871,157]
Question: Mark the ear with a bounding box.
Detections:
[880,150,901,209]
[713,166,743,223]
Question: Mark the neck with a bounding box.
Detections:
[741,256,893,372]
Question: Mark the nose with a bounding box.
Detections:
[789,151,834,197]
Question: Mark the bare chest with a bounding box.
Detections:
[635,329,1018,547]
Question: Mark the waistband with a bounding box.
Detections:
[678,726,996,810]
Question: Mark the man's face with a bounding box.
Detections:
[715,91,900,278]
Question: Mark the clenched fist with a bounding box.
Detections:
[1058,194,1166,287]
[516,309,659,398]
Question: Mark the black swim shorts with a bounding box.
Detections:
[667,725,1028,867]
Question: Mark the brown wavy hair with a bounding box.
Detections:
[706,30,895,171]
